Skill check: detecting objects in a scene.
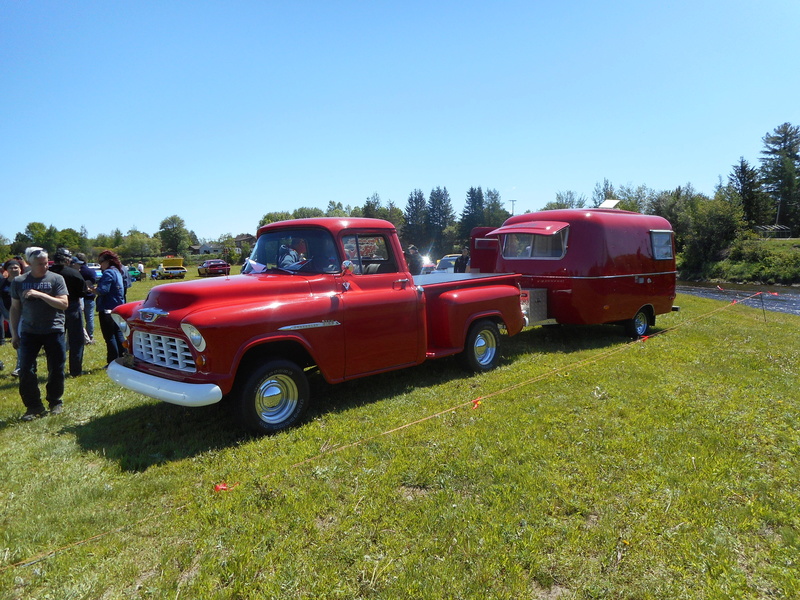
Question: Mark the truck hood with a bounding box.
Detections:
[141,273,313,315]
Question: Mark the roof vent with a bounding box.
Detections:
[599,199,621,209]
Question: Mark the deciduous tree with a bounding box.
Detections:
[158,215,191,255]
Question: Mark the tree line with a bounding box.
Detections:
[2,122,797,272]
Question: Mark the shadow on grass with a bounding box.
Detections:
[60,323,636,472]
[63,401,245,473]
[305,322,637,421]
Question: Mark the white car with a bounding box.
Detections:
[88,262,102,279]
[435,254,461,273]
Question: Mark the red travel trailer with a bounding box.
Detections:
[470,208,679,336]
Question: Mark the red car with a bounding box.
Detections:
[197,259,231,277]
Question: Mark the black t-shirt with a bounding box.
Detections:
[50,264,87,307]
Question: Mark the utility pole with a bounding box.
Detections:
[507,199,517,215]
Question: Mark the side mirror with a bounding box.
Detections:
[341,260,357,275]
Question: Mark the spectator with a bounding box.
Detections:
[454,247,470,273]
[73,253,97,343]
[406,245,423,276]
[15,252,34,274]
[0,262,6,346]
[50,249,86,377]
[9,248,69,420]
[1,259,23,375]
[94,250,127,366]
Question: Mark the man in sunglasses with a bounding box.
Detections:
[9,248,69,421]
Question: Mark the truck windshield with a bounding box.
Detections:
[501,229,568,259]
[243,228,340,274]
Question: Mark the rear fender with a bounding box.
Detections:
[427,285,523,350]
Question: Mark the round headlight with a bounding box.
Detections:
[180,323,207,352]
[111,313,130,338]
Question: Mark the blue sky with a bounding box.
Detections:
[2,1,799,242]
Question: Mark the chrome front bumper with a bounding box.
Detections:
[107,360,223,407]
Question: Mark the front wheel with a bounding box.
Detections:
[236,359,310,434]
[460,319,501,373]
[625,309,651,338]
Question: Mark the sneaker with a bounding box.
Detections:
[49,403,63,415]
[21,410,47,421]
[11,369,20,377]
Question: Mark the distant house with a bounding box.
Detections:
[234,233,256,249]
[192,242,224,255]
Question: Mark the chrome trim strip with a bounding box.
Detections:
[278,320,342,331]
[527,272,677,281]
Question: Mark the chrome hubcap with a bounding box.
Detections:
[474,330,497,366]
[254,373,298,424]
[634,313,648,335]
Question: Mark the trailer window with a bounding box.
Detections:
[650,231,674,260]
[501,229,567,259]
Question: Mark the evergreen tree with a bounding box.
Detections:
[459,187,485,240]
[362,193,383,219]
[729,157,773,227]
[325,201,349,217]
[427,187,455,256]
[384,200,405,230]
[760,122,800,230]
[484,189,511,227]
[402,189,428,248]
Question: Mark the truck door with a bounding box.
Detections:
[337,233,422,377]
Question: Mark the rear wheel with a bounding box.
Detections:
[625,308,651,338]
[236,359,310,434]
[460,319,501,373]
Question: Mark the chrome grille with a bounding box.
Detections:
[132,331,196,372]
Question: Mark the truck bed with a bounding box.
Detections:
[412,271,518,287]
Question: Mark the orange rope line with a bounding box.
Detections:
[2,292,763,572]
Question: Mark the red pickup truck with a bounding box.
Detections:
[107,217,525,434]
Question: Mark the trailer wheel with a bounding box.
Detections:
[236,359,310,434]
[460,319,501,373]
[625,308,651,338]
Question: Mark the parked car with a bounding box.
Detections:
[127,266,142,282]
[198,259,231,277]
[435,254,461,273]
[88,263,102,279]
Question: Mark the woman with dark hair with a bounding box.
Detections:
[94,250,126,366]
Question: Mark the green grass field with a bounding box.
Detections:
[1,275,798,599]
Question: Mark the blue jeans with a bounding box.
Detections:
[65,303,85,376]
[98,310,125,365]
[18,331,66,412]
[83,297,96,339]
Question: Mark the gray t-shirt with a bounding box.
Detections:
[10,270,68,334]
